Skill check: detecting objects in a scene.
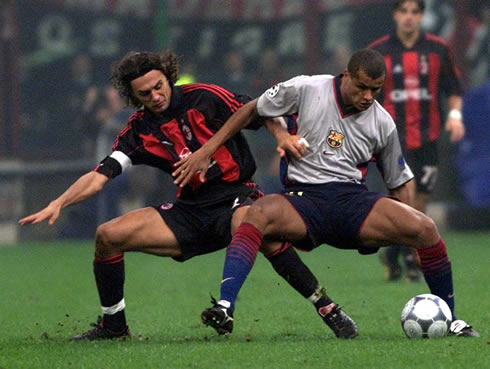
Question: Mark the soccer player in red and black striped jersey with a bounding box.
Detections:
[19,51,346,340]
[368,0,466,283]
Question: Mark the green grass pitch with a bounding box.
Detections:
[0,232,488,369]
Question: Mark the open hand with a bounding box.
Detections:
[18,201,62,226]
[172,147,213,187]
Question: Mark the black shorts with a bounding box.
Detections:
[154,183,262,262]
[282,182,385,253]
[404,141,439,194]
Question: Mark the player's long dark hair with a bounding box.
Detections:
[347,48,386,80]
[111,50,180,108]
[393,0,425,12]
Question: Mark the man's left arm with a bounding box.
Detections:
[263,117,308,160]
[377,124,415,201]
[445,95,465,143]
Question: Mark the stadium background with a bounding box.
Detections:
[0,0,488,243]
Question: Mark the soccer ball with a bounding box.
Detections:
[400,293,452,338]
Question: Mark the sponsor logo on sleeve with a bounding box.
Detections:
[398,155,406,167]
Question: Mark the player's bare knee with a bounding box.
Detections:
[244,204,272,231]
[414,214,440,247]
[95,222,121,257]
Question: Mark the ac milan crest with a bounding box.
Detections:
[160,203,174,210]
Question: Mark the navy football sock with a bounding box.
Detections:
[417,239,455,318]
[93,254,127,330]
[220,223,263,313]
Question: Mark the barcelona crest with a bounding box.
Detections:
[327,130,345,148]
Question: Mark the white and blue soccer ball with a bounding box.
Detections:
[400,293,452,338]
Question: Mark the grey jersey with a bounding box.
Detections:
[257,74,414,190]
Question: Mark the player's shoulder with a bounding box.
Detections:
[180,83,246,108]
[126,109,144,130]
[367,34,392,50]
[423,32,450,47]
[372,101,396,128]
[284,74,334,89]
[180,83,234,99]
[111,109,142,145]
[128,109,144,121]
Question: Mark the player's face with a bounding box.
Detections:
[394,1,423,35]
[131,70,172,114]
[342,69,385,111]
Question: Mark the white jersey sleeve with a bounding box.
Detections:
[257,76,304,117]
[374,109,414,190]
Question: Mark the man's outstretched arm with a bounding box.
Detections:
[19,171,110,225]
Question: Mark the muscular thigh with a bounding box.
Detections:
[244,194,308,241]
[98,207,181,257]
[359,197,439,247]
[231,203,296,257]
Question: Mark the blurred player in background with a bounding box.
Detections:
[367,0,465,282]
[19,50,354,340]
[174,48,478,338]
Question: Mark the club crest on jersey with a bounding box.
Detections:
[160,203,174,210]
[179,147,192,160]
[182,124,192,141]
[266,84,280,98]
[327,130,345,148]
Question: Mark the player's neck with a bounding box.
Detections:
[397,29,420,48]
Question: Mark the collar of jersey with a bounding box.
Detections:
[392,31,425,50]
[334,74,362,118]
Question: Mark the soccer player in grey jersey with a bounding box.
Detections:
[174,48,478,338]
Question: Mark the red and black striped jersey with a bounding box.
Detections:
[368,32,462,150]
[95,84,261,204]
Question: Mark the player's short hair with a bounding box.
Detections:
[111,50,180,108]
[393,0,425,12]
[347,49,386,80]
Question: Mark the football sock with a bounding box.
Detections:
[308,285,335,320]
[416,239,455,317]
[220,223,263,313]
[93,253,127,331]
[266,245,335,322]
[267,244,319,298]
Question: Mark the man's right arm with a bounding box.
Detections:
[19,171,110,226]
[172,99,260,186]
[263,117,309,160]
